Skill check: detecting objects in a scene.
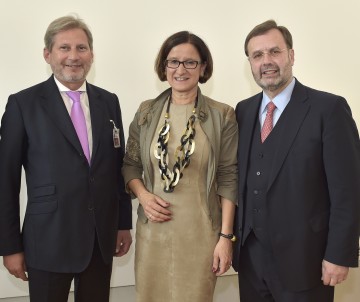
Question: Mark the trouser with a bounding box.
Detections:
[238,232,334,302]
[27,237,113,302]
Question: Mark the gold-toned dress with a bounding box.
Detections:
[135,102,219,302]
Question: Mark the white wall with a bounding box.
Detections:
[0,0,359,299]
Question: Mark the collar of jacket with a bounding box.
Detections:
[138,87,208,126]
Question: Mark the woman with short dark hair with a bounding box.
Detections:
[122,30,238,302]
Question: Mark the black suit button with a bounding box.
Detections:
[258,153,264,158]
[88,206,94,210]
[256,171,261,176]
[253,190,259,195]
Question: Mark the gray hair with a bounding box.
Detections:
[44,15,93,51]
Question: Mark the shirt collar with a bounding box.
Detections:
[53,76,87,93]
[260,77,295,114]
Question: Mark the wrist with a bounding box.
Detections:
[137,190,148,202]
[218,232,236,242]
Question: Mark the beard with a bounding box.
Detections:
[258,77,288,92]
[52,63,91,84]
[253,63,292,94]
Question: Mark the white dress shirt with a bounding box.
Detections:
[54,77,93,157]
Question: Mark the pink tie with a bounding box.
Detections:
[261,101,276,143]
[66,91,90,163]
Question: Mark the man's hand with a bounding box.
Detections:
[3,252,28,281]
[321,259,349,286]
[114,230,132,257]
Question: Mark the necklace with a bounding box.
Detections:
[154,95,198,193]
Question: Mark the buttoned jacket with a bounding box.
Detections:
[233,79,360,291]
[0,76,132,272]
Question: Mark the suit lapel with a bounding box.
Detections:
[40,77,84,155]
[87,84,104,164]
[267,81,310,190]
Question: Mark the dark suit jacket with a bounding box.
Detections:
[0,76,132,273]
[233,79,360,291]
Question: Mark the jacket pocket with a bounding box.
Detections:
[30,184,56,198]
[27,184,57,214]
[26,200,57,214]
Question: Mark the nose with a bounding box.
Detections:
[176,63,187,73]
[261,52,273,64]
[68,48,80,60]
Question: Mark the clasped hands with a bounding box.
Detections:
[138,191,172,223]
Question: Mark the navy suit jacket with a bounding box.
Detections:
[0,76,132,273]
[233,79,360,291]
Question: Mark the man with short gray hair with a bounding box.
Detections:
[0,15,132,302]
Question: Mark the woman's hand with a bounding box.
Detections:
[212,197,235,276]
[127,179,172,223]
[138,190,172,223]
[212,237,233,276]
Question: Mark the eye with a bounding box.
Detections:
[59,45,70,51]
[184,60,198,68]
[166,60,180,68]
[270,48,282,56]
[78,45,89,52]
[252,52,263,60]
[269,48,285,57]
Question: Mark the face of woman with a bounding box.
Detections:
[165,43,206,95]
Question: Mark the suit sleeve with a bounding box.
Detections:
[0,96,26,255]
[323,97,360,267]
[114,95,132,230]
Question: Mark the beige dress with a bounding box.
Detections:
[135,102,219,302]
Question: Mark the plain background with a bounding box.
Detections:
[0,0,359,300]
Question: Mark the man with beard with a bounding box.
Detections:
[0,15,132,302]
[233,20,360,301]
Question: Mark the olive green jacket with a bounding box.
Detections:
[122,87,238,229]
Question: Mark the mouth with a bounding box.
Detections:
[174,76,190,81]
[65,64,82,68]
[262,69,278,75]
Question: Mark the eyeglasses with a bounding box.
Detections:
[165,59,201,69]
[248,48,288,62]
